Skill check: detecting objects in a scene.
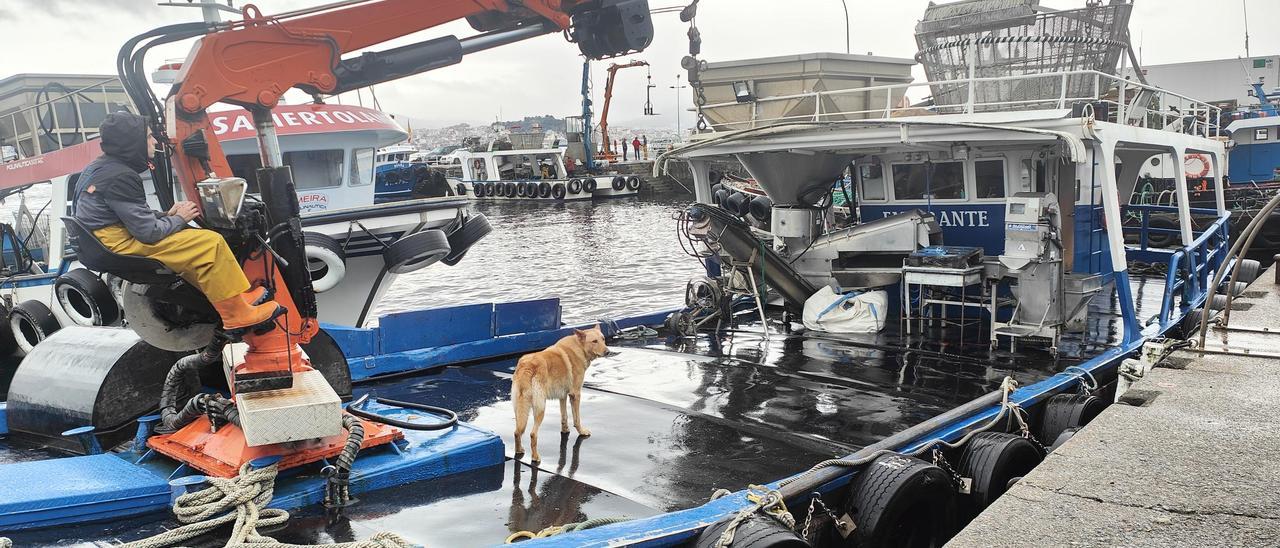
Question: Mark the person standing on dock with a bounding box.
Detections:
[632,136,642,162]
[641,134,648,160]
[72,111,283,331]
[622,137,629,161]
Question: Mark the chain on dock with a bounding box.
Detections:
[121,462,414,548]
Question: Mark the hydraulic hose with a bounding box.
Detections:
[326,414,365,508]
[347,394,458,431]
[157,341,225,433]
[1197,191,1280,346]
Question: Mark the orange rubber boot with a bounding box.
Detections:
[212,293,282,330]
[242,286,269,306]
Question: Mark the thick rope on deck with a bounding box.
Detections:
[122,463,415,548]
[504,516,632,543]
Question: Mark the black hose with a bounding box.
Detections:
[326,414,364,508]
[347,394,458,431]
[157,341,225,433]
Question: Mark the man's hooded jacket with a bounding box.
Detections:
[73,111,185,244]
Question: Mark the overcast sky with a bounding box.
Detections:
[4,0,1278,130]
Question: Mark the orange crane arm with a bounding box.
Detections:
[598,60,647,159]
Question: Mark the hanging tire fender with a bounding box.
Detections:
[10,300,62,354]
[626,175,642,191]
[612,176,627,191]
[55,268,121,327]
[303,232,347,293]
[583,177,599,192]
[1038,393,1106,448]
[568,178,583,194]
[484,182,495,196]
[956,432,1043,517]
[841,453,957,547]
[552,183,567,199]
[442,213,494,266]
[383,229,452,274]
[538,182,552,198]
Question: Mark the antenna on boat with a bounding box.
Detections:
[1242,0,1251,58]
[644,65,657,115]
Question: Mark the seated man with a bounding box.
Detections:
[73,111,281,330]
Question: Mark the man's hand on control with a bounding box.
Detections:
[171,201,201,222]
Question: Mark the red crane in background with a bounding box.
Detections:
[597,60,648,162]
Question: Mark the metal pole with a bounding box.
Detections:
[251,108,283,168]
[839,0,849,54]
[670,74,687,138]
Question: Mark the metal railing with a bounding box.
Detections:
[1122,204,1231,330]
[1,77,129,161]
[698,69,1223,139]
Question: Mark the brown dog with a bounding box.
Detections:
[512,325,609,462]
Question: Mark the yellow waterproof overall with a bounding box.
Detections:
[92,225,250,303]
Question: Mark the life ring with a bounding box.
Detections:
[626,176,642,191]
[1184,153,1211,179]
[612,176,627,191]
[383,229,451,274]
[583,177,598,192]
[303,232,347,293]
[538,181,552,198]
[839,454,956,547]
[956,432,1043,518]
[55,268,121,326]
[10,300,62,354]
[552,183,567,199]
[1038,393,1106,447]
[568,178,583,194]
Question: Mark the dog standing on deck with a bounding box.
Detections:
[512,325,609,462]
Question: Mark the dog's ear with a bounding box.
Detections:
[574,328,587,341]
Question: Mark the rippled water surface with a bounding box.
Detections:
[373,197,706,324]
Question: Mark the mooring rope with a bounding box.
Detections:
[504,516,632,543]
[122,463,415,548]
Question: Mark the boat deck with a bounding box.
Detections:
[3,273,1172,546]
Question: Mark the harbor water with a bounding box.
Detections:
[374,197,706,324]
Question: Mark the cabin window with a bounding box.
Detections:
[227,154,264,193]
[857,163,886,200]
[892,161,964,200]
[287,149,344,190]
[1255,128,1270,141]
[349,148,374,186]
[444,164,464,179]
[974,159,1006,199]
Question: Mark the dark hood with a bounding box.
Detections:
[98,111,150,173]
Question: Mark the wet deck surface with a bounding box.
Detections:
[3,274,1173,545]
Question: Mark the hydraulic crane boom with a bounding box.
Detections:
[598,59,648,161]
[109,0,652,473]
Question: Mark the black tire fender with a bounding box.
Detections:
[552,183,567,199]
[724,192,752,217]
[713,188,729,205]
[484,182,495,196]
[956,432,1043,517]
[1038,393,1106,447]
[10,300,61,354]
[472,183,485,197]
[455,182,467,196]
[442,213,493,266]
[505,182,517,197]
[583,177,598,192]
[612,176,626,190]
[749,195,773,223]
[841,453,956,548]
[626,176,642,191]
[538,182,552,198]
[55,268,121,326]
[516,183,528,197]
[303,232,347,293]
[383,229,451,274]
[568,178,583,194]
[693,513,808,548]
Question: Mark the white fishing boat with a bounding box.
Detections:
[445,145,642,202]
